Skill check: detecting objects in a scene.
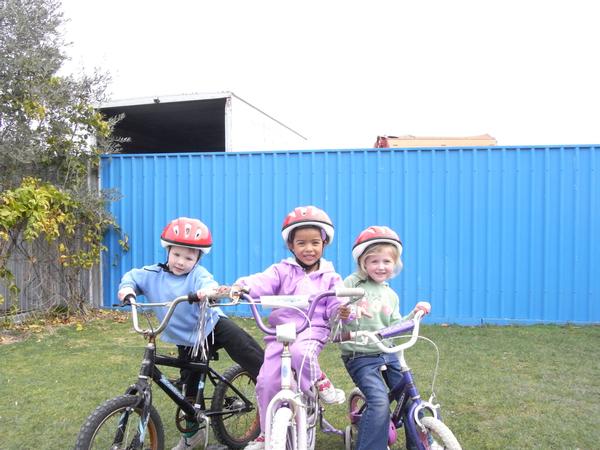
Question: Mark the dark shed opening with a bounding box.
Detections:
[100,98,227,154]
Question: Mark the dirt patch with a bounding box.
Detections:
[0,309,128,345]
[0,332,24,345]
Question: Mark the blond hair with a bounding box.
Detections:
[357,243,403,279]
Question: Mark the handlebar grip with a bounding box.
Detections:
[335,287,365,298]
[415,301,431,315]
[187,291,200,304]
[377,320,416,339]
[121,293,136,306]
[238,285,251,295]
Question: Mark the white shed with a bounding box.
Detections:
[99,91,307,153]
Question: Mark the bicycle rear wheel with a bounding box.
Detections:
[74,394,164,450]
[418,416,461,450]
[211,364,260,449]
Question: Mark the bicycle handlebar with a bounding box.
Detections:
[332,306,429,354]
[117,285,365,337]
[117,287,243,336]
[240,287,366,336]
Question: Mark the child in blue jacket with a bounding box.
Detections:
[119,217,264,450]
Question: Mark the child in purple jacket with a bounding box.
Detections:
[236,205,345,450]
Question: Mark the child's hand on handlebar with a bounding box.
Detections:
[413,301,431,315]
[194,285,249,303]
[195,287,223,302]
[194,288,210,302]
[118,287,136,303]
[339,305,352,320]
[229,284,249,299]
[339,303,373,321]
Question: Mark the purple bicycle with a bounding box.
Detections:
[334,302,462,450]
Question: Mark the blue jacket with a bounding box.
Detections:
[119,263,223,347]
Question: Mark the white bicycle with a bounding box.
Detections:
[236,286,365,450]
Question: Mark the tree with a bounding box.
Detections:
[0,0,121,314]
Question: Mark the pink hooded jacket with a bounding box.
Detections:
[237,257,343,329]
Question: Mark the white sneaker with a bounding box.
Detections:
[244,433,265,450]
[171,428,206,450]
[316,374,346,404]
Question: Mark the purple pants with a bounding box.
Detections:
[255,326,329,430]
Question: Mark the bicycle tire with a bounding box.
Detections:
[74,394,164,450]
[346,388,371,449]
[418,416,461,450]
[268,406,293,450]
[211,364,260,449]
[347,387,365,424]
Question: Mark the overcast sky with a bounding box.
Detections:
[59,0,600,149]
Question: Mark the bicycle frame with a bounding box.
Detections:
[388,368,440,444]
[378,312,442,439]
[75,290,263,450]
[119,295,256,445]
[340,305,448,450]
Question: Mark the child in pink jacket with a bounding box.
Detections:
[237,205,345,450]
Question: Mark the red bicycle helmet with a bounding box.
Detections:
[160,217,212,254]
[281,205,334,244]
[352,226,402,262]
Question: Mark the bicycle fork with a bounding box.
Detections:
[392,370,441,450]
[264,341,309,450]
[114,343,157,448]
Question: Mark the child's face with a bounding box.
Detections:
[363,247,396,283]
[289,227,324,268]
[167,245,200,275]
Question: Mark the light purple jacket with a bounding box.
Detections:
[237,257,343,329]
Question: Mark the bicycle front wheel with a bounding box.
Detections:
[418,416,461,450]
[211,364,260,449]
[269,406,294,450]
[74,394,164,450]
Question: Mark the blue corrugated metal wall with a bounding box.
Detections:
[100,145,600,325]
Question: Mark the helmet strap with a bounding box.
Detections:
[294,256,320,273]
[162,247,174,273]
[158,261,172,273]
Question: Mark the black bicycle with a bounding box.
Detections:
[74,290,260,450]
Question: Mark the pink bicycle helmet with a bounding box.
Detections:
[352,225,402,262]
[160,217,212,254]
[281,205,335,244]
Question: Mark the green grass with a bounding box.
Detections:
[1,314,599,450]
